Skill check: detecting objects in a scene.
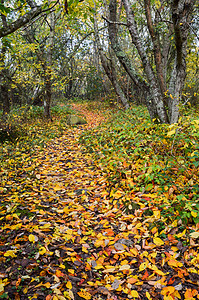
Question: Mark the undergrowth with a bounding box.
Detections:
[80,105,199,227]
[0,104,73,186]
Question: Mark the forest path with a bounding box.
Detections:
[0,103,198,300]
[0,103,126,300]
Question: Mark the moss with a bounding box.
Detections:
[67,115,87,125]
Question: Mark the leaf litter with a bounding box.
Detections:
[0,103,199,300]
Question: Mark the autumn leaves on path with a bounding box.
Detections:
[0,104,199,300]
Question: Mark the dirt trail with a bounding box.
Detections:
[0,104,118,299]
[1,104,198,300]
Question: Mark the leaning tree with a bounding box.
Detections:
[106,0,197,123]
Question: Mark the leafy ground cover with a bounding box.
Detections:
[0,102,199,300]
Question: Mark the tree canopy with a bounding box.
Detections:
[0,0,198,122]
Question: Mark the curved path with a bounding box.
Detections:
[0,104,198,300]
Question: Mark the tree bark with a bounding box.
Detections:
[108,0,156,117]
[0,7,10,117]
[93,10,129,109]
[108,0,148,88]
[122,0,169,123]
[0,6,43,37]
[169,0,196,123]
[43,9,55,120]
[144,0,166,95]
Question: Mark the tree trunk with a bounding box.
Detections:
[144,0,166,96]
[1,84,10,117]
[122,0,169,123]
[0,6,10,118]
[168,0,196,123]
[108,0,156,118]
[43,7,55,120]
[44,74,52,120]
[93,9,129,109]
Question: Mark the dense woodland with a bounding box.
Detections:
[0,0,198,121]
[0,1,199,300]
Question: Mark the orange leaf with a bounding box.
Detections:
[16,278,21,287]
[127,277,137,284]
[55,269,64,277]
[161,286,175,295]
[168,259,183,268]
[43,282,51,288]
[142,270,149,280]
[77,289,92,300]
[184,289,194,299]
[168,278,175,285]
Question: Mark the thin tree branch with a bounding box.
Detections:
[102,16,128,26]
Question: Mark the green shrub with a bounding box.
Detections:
[80,105,199,226]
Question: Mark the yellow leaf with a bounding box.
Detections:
[94,265,104,270]
[60,264,65,269]
[168,259,183,268]
[39,247,46,255]
[4,250,17,257]
[153,210,160,219]
[176,229,186,238]
[146,291,152,300]
[105,265,115,269]
[43,282,51,288]
[28,234,36,243]
[87,281,94,286]
[155,269,166,276]
[82,246,88,253]
[63,207,69,214]
[0,280,4,293]
[94,240,104,248]
[191,211,197,218]
[153,237,164,246]
[174,290,181,299]
[130,248,138,256]
[167,129,176,136]
[131,290,139,298]
[66,281,72,290]
[54,184,62,191]
[23,286,28,294]
[139,261,148,272]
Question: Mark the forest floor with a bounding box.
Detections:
[0,103,199,300]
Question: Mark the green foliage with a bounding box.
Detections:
[0,104,73,178]
[80,105,199,226]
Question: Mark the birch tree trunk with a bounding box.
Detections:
[44,9,55,120]
[108,0,156,119]
[93,10,129,109]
